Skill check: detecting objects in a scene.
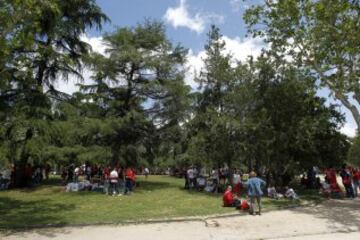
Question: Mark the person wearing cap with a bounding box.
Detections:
[246,171,266,215]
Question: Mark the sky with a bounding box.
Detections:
[57,0,357,137]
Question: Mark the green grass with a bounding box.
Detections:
[0,175,321,231]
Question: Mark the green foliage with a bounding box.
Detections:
[244,0,360,131]
[0,1,352,180]
[55,20,192,167]
[186,26,349,178]
[0,0,108,167]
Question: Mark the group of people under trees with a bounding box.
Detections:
[217,163,359,215]
[299,164,360,199]
[0,163,51,189]
[221,171,299,215]
[61,163,143,196]
[319,164,360,199]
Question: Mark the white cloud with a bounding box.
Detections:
[184,36,265,89]
[56,69,94,95]
[185,49,206,89]
[58,34,266,96]
[56,35,106,94]
[221,36,265,62]
[80,35,107,56]
[164,0,224,34]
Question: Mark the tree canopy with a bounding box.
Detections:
[244,0,360,132]
[0,0,353,184]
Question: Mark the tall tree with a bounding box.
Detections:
[0,0,108,185]
[244,0,360,132]
[79,21,190,166]
[187,26,348,183]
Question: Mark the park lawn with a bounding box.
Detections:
[0,175,318,231]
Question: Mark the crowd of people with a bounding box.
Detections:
[318,164,360,199]
[2,161,360,212]
[184,165,236,193]
[218,163,359,215]
[61,163,139,196]
[0,163,51,189]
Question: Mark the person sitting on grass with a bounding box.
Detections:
[267,184,282,199]
[223,186,241,209]
[246,171,266,215]
[320,177,331,198]
[284,186,299,200]
[196,175,206,191]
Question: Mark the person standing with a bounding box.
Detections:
[85,164,92,181]
[187,167,196,190]
[44,163,51,180]
[210,168,219,193]
[144,167,150,180]
[67,165,74,183]
[352,168,360,197]
[24,163,33,187]
[74,166,80,183]
[124,167,135,195]
[246,171,266,215]
[232,169,242,196]
[340,164,355,198]
[109,168,119,196]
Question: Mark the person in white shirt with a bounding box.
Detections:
[232,169,242,195]
[210,168,219,193]
[109,168,120,196]
[285,187,299,200]
[144,167,150,179]
[74,167,80,182]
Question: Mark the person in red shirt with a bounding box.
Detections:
[223,186,241,208]
[325,167,338,186]
[353,168,360,197]
[124,167,136,195]
[103,166,110,180]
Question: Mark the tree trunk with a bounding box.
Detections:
[335,91,360,133]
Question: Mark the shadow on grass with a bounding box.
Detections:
[0,196,75,233]
[18,177,64,193]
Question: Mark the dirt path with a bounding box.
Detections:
[2,199,360,240]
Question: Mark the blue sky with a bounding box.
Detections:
[89,0,254,53]
[58,0,357,137]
